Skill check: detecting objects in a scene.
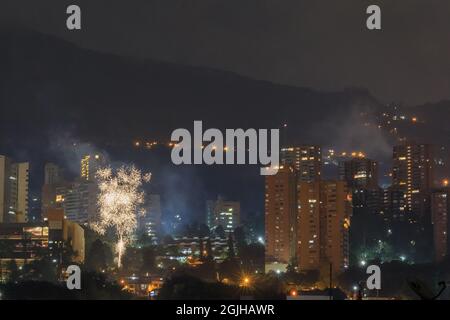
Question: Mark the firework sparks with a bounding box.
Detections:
[91,165,151,268]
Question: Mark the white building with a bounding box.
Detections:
[206,196,240,232]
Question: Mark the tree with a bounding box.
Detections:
[214,225,226,239]
[227,233,235,259]
[253,273,286,299]
[137,233,153,247]
[122,247,143,274]
[199,238,205,260]
[158,275,239,300]
[205,239,213,261]
[198,224,210,238]
[86,239,110,272]
[285,257,298,274]
[162,234,175,245]
[141,246,157,273]
[21,258,58,283]
[233,226,247,256]
[239,243,264,273]
[6,260,20,283]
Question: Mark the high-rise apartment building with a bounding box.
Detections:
[381,186,406,221]
[339,157,378,189]
[390,144,434,262]
[0,155,29,223]
[339,156,381,215]
[265,166,297,269]
[44,163,62,185]
[55,181,98,224]
[41,163,65,217]
[392,144,433,216]
[431,189,449,262]
[206,196,240,233]
[80,154,105,181]
[297,180,351,274]
[138,194,162,240]
[280,146,321,182]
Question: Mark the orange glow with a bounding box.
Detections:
[240,275,251,287]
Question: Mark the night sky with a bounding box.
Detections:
[2,0,450,105]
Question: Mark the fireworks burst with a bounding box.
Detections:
[91,165,151,268]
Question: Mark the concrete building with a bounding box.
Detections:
[0,155,29,223]
[280,146,321,183]
[206,196,240,233]
[392,143,434,217]
[339,156,381,216]
[55,181,98,224]
[45,208,85,263]
[264,166,297,269]
[80,154,106,181]
[0,210,85,281]
[381,186,406,222]
[41,163,65,217]
[44,162,62,185]
[138,194,162,240]
[431,189,449,262]
[339,157,378,189]
[297,180,351,274]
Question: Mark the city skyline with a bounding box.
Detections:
[1,0,450,301]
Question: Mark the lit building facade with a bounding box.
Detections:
[265,166,297,270]
[138,194,162,240]
[297,180,351,274]
[0,155,29,223]
[392,144,434,217]
[339,156,381,215]
[55,181,98,224]
[381,186,406,221]
[339,157,378,189]
[80,154,105,181]
[0,223,48,281]
[206,196,240,233]
[41,163,65,217]
[280,146,321,183]
[0,211,85,282]
[431,189,449,262]
[45,208,85,263]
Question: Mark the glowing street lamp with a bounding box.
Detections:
[240,276,251,287]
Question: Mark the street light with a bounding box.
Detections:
[240,275,251,287]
